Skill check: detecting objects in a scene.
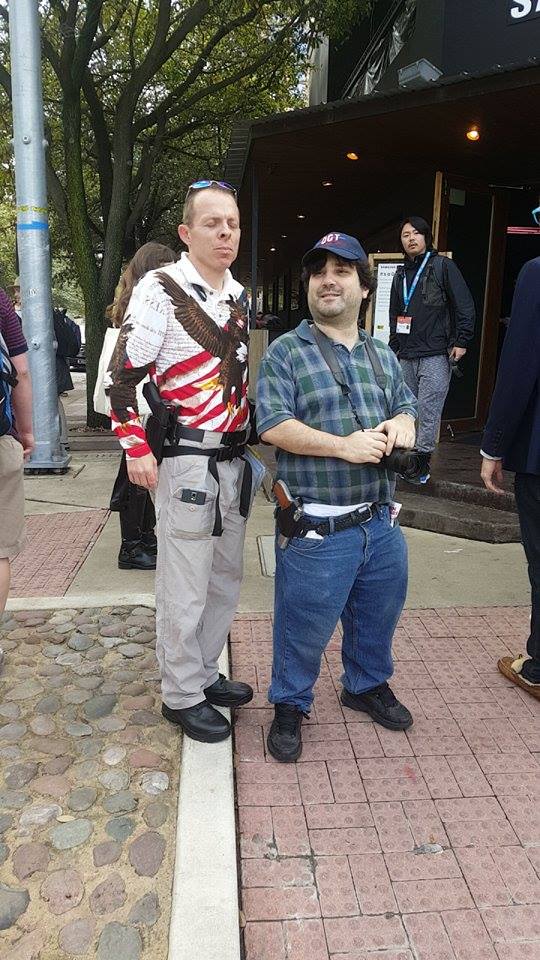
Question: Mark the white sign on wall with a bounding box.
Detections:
[508,1,540,23]
[372,261,401,344]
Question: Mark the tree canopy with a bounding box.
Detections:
[0,0,369,423]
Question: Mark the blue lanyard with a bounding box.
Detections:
[403,251,431,312]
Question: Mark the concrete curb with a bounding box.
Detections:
[6,592,157,611]
[168,649,240,960]
[4,594,241,960]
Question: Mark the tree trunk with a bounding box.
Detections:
[61,90,106,427]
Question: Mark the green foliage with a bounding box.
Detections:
[0,0,370,423]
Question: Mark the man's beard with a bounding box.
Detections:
[312,302,356,328]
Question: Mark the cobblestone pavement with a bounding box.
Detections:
[231,608,540,960]
[10,511,109,598]
[0,606,180,959]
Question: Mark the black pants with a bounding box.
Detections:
[110,452,156,543]
[514,472,540,678]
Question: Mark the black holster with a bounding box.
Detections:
[275,501,305,540]
[142,381,176,464]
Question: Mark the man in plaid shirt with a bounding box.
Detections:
[256,233,417,762]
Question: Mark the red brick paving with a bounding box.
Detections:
[10,510,108,596]
[232,607,540,960]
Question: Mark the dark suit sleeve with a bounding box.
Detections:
[482,259,540,458]
[444,259,475,347]
[388,272,401,355]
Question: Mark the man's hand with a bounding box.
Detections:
[481,457,505,494]
[126,452,158,490]
[340,430,388,465]
[19,432,35,460]
[373,413,416,454]
[449,346,466,361]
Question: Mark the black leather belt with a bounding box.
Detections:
[300,504,375,538]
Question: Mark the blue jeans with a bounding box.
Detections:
[269,506,408,712]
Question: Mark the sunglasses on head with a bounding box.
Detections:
[533,206,540,227]
[186,179,237,200]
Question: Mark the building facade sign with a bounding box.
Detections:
[508,1,540,23]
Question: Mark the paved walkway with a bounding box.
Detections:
[0,605,180,959]
[11,510,108,597]
[231,608,540,960]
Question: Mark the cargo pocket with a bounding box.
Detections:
[168,484,217,538]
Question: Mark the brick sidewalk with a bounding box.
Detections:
[231,608,540,960]
[10,510,109,597]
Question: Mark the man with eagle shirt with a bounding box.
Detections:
[108,181,254,743]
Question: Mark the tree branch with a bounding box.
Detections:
[123,0,210,109]
[72,0,104,87]
[132,5,262,136]
[92,1,129,53]
[0,61,11,99]
[82,71,113,226]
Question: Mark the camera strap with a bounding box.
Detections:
[310,323,392,427]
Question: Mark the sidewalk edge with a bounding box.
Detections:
[168,647,240,960]
[5,593,156,611]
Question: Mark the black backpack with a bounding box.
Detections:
[0,330,18,436]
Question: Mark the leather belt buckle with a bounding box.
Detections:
[359,505,373,524]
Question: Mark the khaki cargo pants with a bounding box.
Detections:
[0,435,26,560]
[154,432,247,710]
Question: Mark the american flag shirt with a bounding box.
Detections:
[107,253,250,458]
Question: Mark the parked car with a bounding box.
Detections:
[68,319,85,372]
[68,341,86,372]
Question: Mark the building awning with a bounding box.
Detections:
[225,64,540,281]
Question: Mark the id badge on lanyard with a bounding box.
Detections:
[399,251,431,335]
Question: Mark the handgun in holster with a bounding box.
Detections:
[142,381,176,465]
[272,479,305,549]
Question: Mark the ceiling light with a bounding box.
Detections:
[466,124,480,141]
[270,246,276,252]
[280,234,288,238]
[322,179,333,187]
[297,213,305,219]
[346,152,359,161]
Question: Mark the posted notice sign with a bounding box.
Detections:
[508,1,540,22]
[366,255,403,344]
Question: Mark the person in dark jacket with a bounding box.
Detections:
[389,216,475,478]
[53,307,81,448]
[481,255,540,700]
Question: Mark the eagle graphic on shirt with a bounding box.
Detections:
[156,271,248,409]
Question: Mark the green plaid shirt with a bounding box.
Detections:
[256,319,417,505]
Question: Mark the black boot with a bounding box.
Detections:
[267,703,305,762]
[118,540,157,571]
[141,530,158,556]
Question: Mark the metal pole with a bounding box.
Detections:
[250,165,259,328]
[9,0,68,470]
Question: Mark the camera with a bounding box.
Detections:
[379,448,430,483]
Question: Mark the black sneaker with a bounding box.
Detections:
[341,683,413,730]
[267,703,305,762]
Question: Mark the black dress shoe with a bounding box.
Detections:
[118,540,157,571]
[341,683,413,730]
[267,703,305,762]
[161,701,231,743]
[204,673,253,708]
